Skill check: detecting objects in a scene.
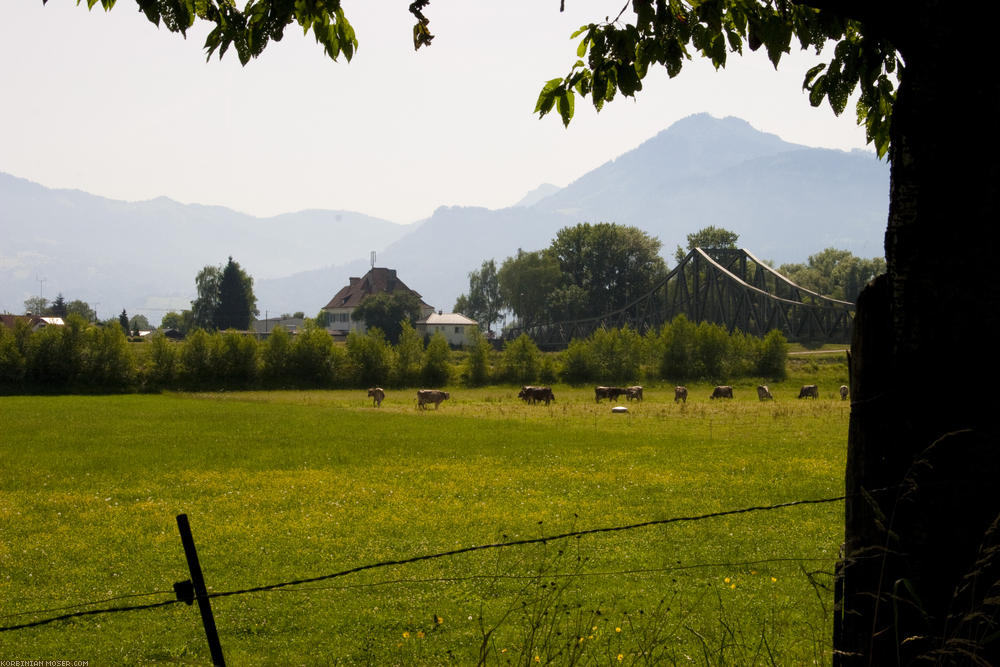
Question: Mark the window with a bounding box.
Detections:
[454,327,460,334]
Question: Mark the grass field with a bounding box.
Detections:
[1,373,850,665]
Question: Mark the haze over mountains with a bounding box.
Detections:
[0,114,888,325]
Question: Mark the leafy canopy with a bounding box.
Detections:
[533,1,899,157]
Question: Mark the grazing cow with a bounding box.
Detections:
[798,384,819,399]
[417,389,450,409]
[674,386,688,403]
[710,385,734,399]
[519,386,555,405]
[367,387,385,407]
[625,386,644,401]
[595,386,625,402]
[756,385,774,401]
[840,385,849,401]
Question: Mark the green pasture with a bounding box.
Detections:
[1,377,849,665]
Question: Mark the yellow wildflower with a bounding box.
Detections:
[616,627,622,633]
[618,654,624,662]
[771,576,777,582]
[402,631,410,638]
[417,631,425,638]
[724,577,731,584]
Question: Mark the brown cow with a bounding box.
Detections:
[625,386,644,401]
[710,385,734,399]
[417,389,450,409]
[367,387,385,407]
[839,385,849,400]
[519,386,555,405]
[595,386,625,402]
[798,384,819,399]
[756,385,774,401]
[674,386,688,403]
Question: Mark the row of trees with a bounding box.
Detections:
[455,224,884,334]
[0,313,786,393]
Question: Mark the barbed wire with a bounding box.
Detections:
[0,493,851,634]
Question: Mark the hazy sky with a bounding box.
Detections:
[1,2,873,224]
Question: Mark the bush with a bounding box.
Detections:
[659,314,698,381]
[83,321,135,389]
[393,321,424,387]
[0,321,27,388]
[144,331,179,388]
[421,333,452,386]
[500,334,541,385]
[757,329,789,380]
[179,329,216,387]
[260,326,293,386]
[696,321,730,381]
[461,328,492,387]
[290,324,339,387]
[589,326,642,383]
[347,328,393,388]
[560,338,595,385]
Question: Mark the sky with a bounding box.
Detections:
[0,1,873,225]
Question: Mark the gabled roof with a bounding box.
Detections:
[418,312,478,326]
[0,314,59,330]
[323,267,433,311]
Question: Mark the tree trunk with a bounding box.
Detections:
[836,6,1000,664]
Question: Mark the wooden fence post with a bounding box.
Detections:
[176,513,226,666]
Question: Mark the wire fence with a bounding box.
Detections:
[0,493,850,636]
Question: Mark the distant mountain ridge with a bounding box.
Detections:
[0,114,888,324]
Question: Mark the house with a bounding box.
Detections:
[322,268,435,337]
[250,316,306,337]
[416,311,479,347]
[0,314,64,332]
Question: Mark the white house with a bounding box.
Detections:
[417,311,479,347]
[322,267,435,337]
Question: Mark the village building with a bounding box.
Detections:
[250,316,306,337]
[321,268,435,338]
[416,311,479,347]
[0,314,65,332]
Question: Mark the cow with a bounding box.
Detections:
[367,387,385,407]
[625,386,644,401]
[595,386,625,402]
[839,385,849,401]
[417,389,450,409]
[710,385,734,399]
[594,387,628,403]
[756,385,774,401]
[798,384,819,399]
[519,386,555,405]
[674,386,688,403]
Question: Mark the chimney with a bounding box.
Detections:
[349,277,360,286]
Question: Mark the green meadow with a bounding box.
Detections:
[1,370,849,665]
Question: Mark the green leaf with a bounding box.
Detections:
[535,78,563,116]
[556,89,575,127]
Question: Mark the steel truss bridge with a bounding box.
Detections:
[508,247,855,349]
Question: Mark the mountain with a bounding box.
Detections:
[0,172,409,319]
[0,114,889,324]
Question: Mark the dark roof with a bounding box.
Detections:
[323,267,433,311]
[1,314,48,330]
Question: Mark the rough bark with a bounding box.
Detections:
[836,4,1000,663]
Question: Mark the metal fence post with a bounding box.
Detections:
[176,513,226,666]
